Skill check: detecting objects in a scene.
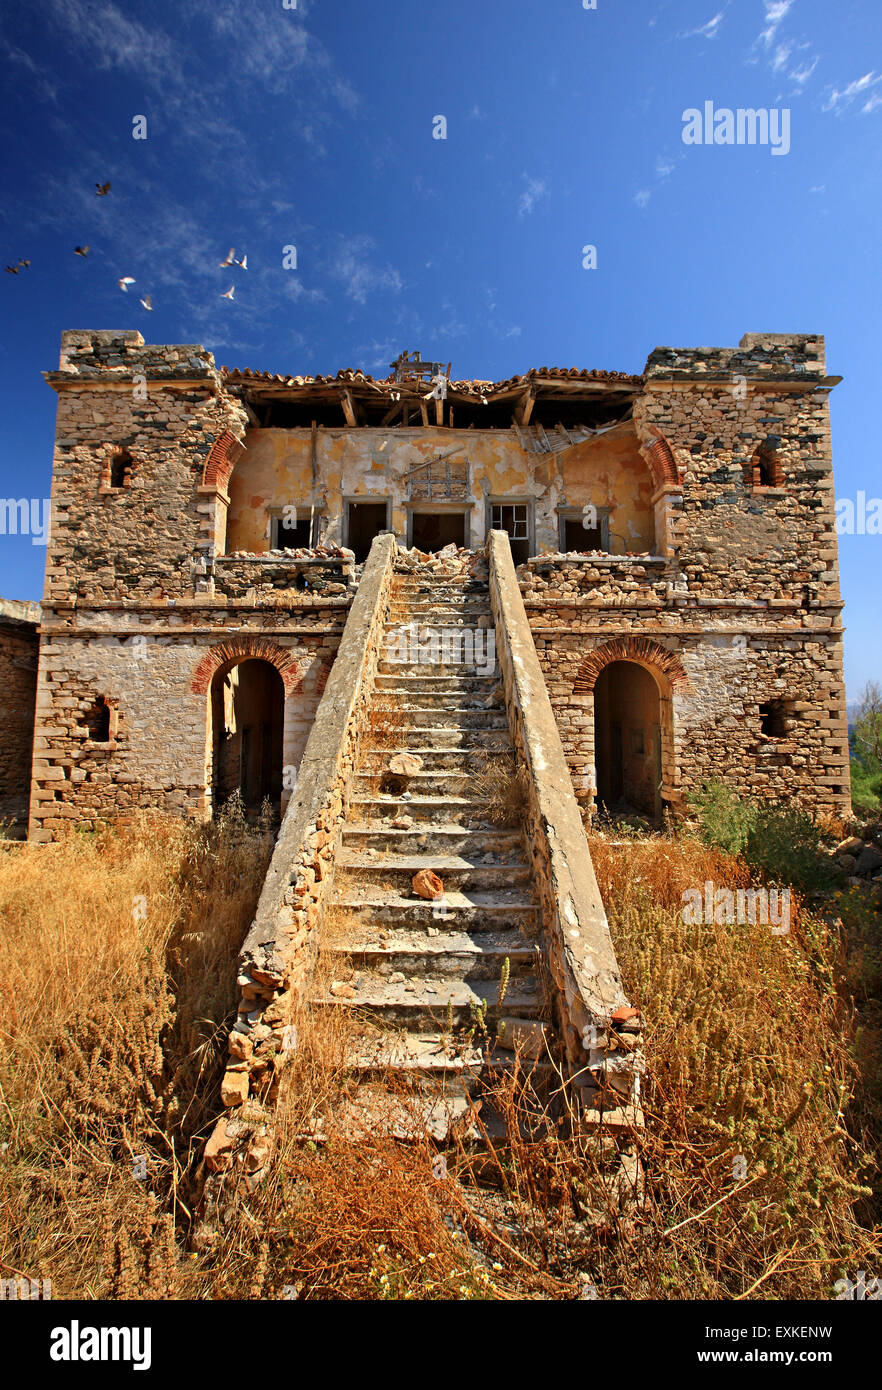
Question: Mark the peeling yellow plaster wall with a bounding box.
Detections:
[556,435,655,553]
[225,427,655,554]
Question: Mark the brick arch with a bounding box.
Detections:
[572,637,689,696]
[638,427,680,490]
[201,429,245,491]
[191,637,302,695]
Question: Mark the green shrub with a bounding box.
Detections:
[746,805,839,896]
[689,781,755,856]
[851,757,882,817]
[692,781,838,896]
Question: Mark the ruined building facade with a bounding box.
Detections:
[9,328,850,842]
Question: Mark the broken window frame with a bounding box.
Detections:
[486,498,534,557]
[81,694,119,744]
[758,698,795,739]
[103,449,134,491]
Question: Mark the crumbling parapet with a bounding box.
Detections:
[486,529,643,1120]
[200,532,397,1194]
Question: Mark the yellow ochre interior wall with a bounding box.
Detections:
[225,426,655,555]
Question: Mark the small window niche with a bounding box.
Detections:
[81,694,119,744]
[746,444,783,490]
[101,449,135,492]
[759,699,794,739]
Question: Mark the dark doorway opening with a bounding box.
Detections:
[410,511,466,552]
[273,515,313,550]
[346,502,390,563]
[562,518,604,553]
[211,659,284,816]
[594,661,662,820]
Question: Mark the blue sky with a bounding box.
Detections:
[0,0,879,696]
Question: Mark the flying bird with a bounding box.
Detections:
[95,182,111,196]
[18,259,30,268]
[139,294,153,311]
[74,245,90,257]
[235,253,247,270]
[219,248,236,267]
[221,285,235,300]
[118,277,135,291]
[5,265,19,274]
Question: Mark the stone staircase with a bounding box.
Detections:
[312,561,551,1140]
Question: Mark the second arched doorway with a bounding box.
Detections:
[594,660,662,820]
[210,658,285,816]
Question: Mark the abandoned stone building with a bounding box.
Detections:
[0,327,851,842]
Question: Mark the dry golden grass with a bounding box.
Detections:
[0,814,878,1300]
[470,748,530,827]
[0,808,273,1298]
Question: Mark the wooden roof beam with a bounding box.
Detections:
[514,387,535,426]
[380,398,403,427]
[341,389,360,427]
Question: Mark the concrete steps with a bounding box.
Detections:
[341,823,522,855]
[326,926,539,978]
[332,887,540,932]
[374,673,498,693]
[335,850,532,892]
[315,972,541,1029]
[315,562,549,1143]
[349,794,495,825]
[358,747,499,772]
[370,707,507,728]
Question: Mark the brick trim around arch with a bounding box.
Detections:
[639,428,681,490]
[191,637,302,695]
[201,429,245,492]
[572,636,690,695]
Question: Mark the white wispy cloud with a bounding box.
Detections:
[0,41,59,103]
[329,236,403,305]
[634,189,651,209]
[758,0,795,49]
[683,11,726,40]
[824,71,882,113]
[748,3,821,93]
[771,41,792,72]
[789,57,818,86]
[46,0,184,84]
[518,176,548,218]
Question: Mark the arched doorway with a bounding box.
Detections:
[210,658,284,816]
[594,661,662,820]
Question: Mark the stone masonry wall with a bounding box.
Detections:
[29,612,344,840]
[44,330,248,605]
[0,600,40,829]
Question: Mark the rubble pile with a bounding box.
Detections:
[395,543,488,582]
[224,545,355,561]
